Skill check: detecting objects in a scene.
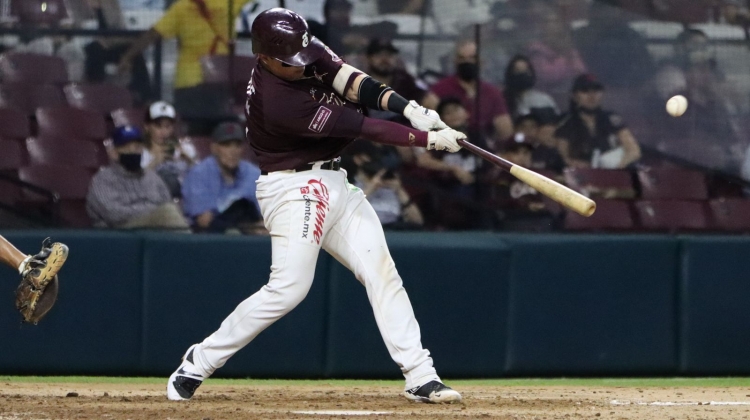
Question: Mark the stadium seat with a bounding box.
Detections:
[564,199,635,231]
[0,53,68,84]
[0,83,66,115]
[26,138,107,170]
[0,139,26,170]
[637,168,708,200]
[0,107,30,140]
[36,107,107,142]
[11,0,69,26]
[634,200,708,231]
[564,168,636,199]
[64,83,134,115]
[200,55,257,84]
[200,55,256,104]
[18,165,92,227]
[708,198,750,232]
[111,108,146,129]
[184,136,213,160]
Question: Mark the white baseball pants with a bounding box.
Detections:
[190,167,440,389]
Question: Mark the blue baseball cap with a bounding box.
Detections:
[112,125,143,147]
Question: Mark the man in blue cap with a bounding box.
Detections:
[181,121,262,234]
[86,125,189,230]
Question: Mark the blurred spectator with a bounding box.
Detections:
[430,40,514,143]
[676,29,742,144]
[531,108,566,173]
[415,98,488,229]
[514,109,566,174]
[87,126,189,230]
[490,138,559,231]
[181,122,263,234]
[345,141,424,230]
[573,0,655,88]
[526,9,587,93]
[719,0,750,25]
[377,0,425,14]
[308,0,397,56]
[503,55,559,119]
[118,0,251,131]
[555,74,641,169]
[67,0,154,103]
[415,98,482,187]
[366,38,440,117]
[142,101,197,198]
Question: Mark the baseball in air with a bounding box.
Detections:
[666,95,688,117]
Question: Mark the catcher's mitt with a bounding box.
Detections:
[15,238,68,324]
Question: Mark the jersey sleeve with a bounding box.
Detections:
[153,0,184,38]
[607,112,627,132]
[303,38,345,89]
[265,92,364,139]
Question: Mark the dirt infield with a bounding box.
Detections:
[2,381,750,419]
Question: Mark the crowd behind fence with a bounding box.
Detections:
[0,0,749,233]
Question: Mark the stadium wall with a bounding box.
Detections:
[0,231,747,378]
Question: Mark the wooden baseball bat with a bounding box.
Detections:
[457,139,596,217]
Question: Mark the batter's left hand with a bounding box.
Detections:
[403,100,448,132]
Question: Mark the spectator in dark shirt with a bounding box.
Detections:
[555,74,641,169]
[366,38,440,116]
[503,55,559,119]
[530,107,566,173]
[491,138,558,231]
[344,141,424,230]
[86,125,189,230]
[307,0,397,56]
[430,40,514,143]
[181,122,263,234]
[573,0,655,88]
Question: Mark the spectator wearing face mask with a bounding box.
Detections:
[430,40,514,143]
[503,55,559,119]
[555,74,641,169]
[86,126,190,230]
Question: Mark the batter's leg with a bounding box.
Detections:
[321,191,449,395]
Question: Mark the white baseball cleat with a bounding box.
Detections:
[403,380,462,404]
[167,344,205,401]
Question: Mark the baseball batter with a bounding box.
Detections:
[168,8,465,404]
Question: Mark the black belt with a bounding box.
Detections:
[261,158,341,176]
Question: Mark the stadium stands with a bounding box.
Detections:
[111,108,146,129]
[0,53,68,85]
[0,107,30,140]
[35,107,107,142]
[635,200,709,231]
[26,138,108,171]
[18,165,92,227]
[0,83,66,116]
[637,168,709,200]
[709,198,750,232]
[64,84,135,115]
[564,199,635,231]
[564,168,636,199]
[12,0,69,27]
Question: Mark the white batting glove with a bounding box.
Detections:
[403,100,448,131]
[427,128,466,153]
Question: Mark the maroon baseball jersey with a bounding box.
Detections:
[245,42,367,172]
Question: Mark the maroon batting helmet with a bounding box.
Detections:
[251,8,321,66]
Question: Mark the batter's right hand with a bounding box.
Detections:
[427,128,465,153]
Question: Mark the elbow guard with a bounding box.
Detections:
[358,76,392,111]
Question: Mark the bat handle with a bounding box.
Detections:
[458,138,513,171]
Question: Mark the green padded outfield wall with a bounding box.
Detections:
[0,230,747,377]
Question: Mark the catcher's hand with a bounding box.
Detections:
[15,238,68,324]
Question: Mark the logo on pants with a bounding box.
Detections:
[300,179,330,245]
